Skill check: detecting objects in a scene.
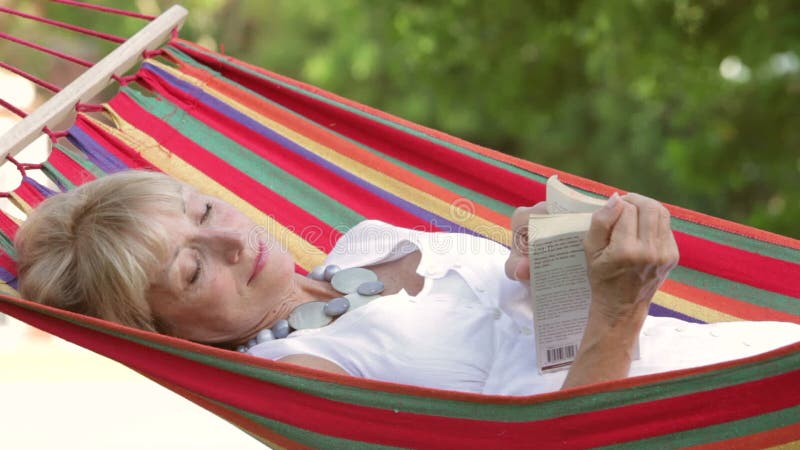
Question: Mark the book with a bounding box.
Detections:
[529,176,638,373]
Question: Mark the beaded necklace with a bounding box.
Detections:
[238,264,384,352]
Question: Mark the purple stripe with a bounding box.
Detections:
[23,176,58,198]
[144,63,476,236]
[0,267,17,288]
[648,302,705,324]
[67,124,128,173]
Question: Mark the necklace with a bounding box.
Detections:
[238,264,384,352]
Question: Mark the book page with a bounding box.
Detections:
[529,214,592,372]
[546,175,607,214]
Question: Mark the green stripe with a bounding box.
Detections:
[0,231,15,258]
[11,297,798,424]
[41,163,76,191]
[598,404,800,449]
[122,87,364,230]
[669,266,800,317]
[173,43,800,264]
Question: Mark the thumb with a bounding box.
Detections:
[583,192,623,256]
[514,259,530,281]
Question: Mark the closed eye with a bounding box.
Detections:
[200,202,212,224]
[189,254,202,285]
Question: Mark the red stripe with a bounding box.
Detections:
[47,147,96,186]
[170,56,511,228]
[0,254,17,276]
[674,231,800,299]
[13,180,50,209]
[662,279,800,324]
[108,92,338,252]
[3,294,799,449]
[686,420,800,450]
[0,210,19,238]
[136,67,430,231]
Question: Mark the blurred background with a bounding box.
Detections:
[0,0,798,449]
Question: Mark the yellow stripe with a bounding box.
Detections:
[0,282,19,297]
[152,60,513,246]
[91,112,326,271]
[652,289,740,323]
[766,440,800,450]
[7,193,32,216]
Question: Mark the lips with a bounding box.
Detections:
[248,240,267,285]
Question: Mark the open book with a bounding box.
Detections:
[528,176,638,373]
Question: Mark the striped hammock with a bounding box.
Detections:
[1,39,798,449]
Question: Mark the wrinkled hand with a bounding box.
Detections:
[504,201,548,281]
[562,193,680,389]
[584,193,680,325]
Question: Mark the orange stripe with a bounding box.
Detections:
[662,279,800,324]
[170,54,510,229]
[686,421,800,450]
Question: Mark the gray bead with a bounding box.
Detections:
[271,319,291,339]
[331,267,378,294]
[308,265,327,281]
[323,296,350,317]
[255,328,275,344]
[323,264,341,281]
[237,345,248,353]
[357,280,385,296]
[288,301,332,329]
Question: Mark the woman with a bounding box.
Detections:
[14,171,800,395]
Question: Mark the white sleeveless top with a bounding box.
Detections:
[249,221,800,396]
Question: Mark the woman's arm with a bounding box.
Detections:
[505,193,679,389]
[279,354,349,375]
[562,193,678,388]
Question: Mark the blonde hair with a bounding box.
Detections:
[14,170,183,333]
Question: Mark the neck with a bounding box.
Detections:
[230,273,339,347]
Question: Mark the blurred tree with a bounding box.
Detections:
[3,0,799,237]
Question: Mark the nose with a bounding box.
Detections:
[204,229,245,264]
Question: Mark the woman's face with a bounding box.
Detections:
[146,185,297,344]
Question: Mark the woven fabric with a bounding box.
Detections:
[1,39,798,448]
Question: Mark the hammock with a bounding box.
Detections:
[1,5,799,449]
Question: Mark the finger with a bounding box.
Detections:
[584,192,623,256]
[609,199,638,247]
[622,193,660,244]
[657,206,680,269]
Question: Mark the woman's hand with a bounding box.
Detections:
[583,193,679,326]
[562,192,679,389]
[504,201,549,282]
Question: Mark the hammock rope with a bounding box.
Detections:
[48,0,157,21]
[0,5,799,448]
[0,5,127,43]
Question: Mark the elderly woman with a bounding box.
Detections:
[14,171,800,395]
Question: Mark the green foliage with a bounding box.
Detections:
[4,0,799,237]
